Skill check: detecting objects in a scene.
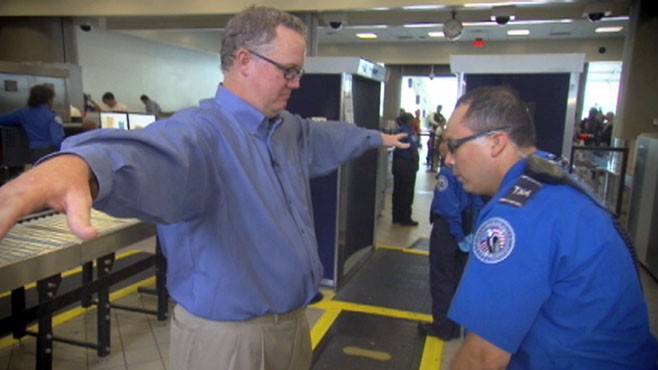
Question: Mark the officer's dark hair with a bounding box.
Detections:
[220,6,307,73]
[396,112,413,126]
[140,94,149,101]
[27,84,55,107]
[455,85,536,148]
[102,92,115,101]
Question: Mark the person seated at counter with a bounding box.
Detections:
[90,92,129,112]
[0,84,65,163]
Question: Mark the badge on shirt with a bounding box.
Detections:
[473,217,515,264]
[436,175,448,191]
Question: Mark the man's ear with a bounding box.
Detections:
[490,131,508,157]
[234,49,252,76]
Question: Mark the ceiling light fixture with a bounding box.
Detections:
[507,29,530,36]
[404,23,442,28]
[402,5,446,10]
[464,1,543,8]
[356,32,378,39]
[427,31,445,38]
[595,26,623,33]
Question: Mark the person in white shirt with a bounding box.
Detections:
[92,92,129,112]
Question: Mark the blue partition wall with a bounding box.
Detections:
[465,73,570,156]
[287,72,381,287]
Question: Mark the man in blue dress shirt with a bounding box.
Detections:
[443,85,658,369]
[0,6,408,370]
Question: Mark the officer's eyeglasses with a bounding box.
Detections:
[446,127,511,154]
[247,49,304,81]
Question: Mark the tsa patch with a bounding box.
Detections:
[436,175,449,191]
[473,217,515,264]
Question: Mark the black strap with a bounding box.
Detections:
[522,154,641,280]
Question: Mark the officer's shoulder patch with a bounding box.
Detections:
[473,217,515,264]
[499,175,542,208]
[436,175,449,191]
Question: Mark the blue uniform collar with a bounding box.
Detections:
[497,157,529,197]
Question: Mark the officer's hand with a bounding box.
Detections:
[458,234,474,253]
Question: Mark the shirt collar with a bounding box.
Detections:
[214,86,280,136]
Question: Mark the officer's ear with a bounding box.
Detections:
[490,131,509,157]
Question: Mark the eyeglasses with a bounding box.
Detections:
[445,127,510,154]
[247,49,304,81]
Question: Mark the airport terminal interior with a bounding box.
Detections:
[1,0,658,369]
[0,145,656,370]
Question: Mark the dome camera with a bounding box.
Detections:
[329,21,343,30]
[598,46,607,54]
[587,12,605,22]
[495,15,510,25]
[80,23,92,32]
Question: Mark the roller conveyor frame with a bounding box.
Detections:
[0,210,168,370]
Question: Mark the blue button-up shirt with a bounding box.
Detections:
[60,86,383,320]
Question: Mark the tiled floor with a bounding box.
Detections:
[1,149,657,369]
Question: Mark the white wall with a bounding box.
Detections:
[76,29,222,113]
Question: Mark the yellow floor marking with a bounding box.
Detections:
[375,244,429,256]
[310,307,341,350]
[418,336,444,370]
[342,346,392,361]
[313,299,432,323]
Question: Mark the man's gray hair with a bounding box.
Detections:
[220,6,307,72]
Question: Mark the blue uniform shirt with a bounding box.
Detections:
[393,123,419,158]
[430,166,482,242]
[0,104,64,150]
[59,86,384,321]
[449,157,658,369]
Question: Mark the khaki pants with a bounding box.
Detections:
[169,304,312,370]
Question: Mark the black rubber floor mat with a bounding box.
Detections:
[312,310,424,370]
[336,248,431,314]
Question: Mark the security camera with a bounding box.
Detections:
[583,3,611,23]
[587,12,605,22]
[329,21,343,30]
[323,12,347,31]
[491,6,515,26]
[598,46,607,54]
[495,16,510,25]
[80,24,92,32]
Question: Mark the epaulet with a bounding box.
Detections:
[499,154,566,208]
[499,175,543,208]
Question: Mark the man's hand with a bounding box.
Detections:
[0,155,99,240]
[381,132,410,149]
